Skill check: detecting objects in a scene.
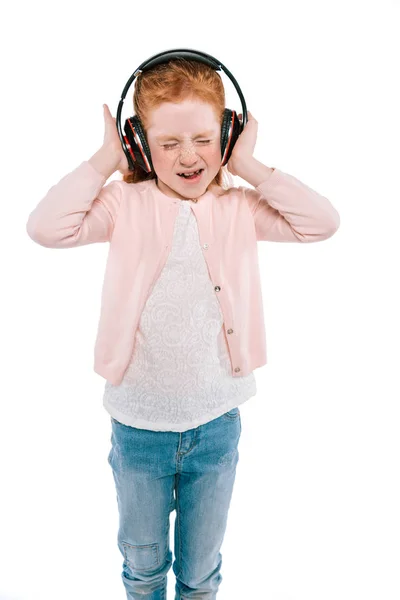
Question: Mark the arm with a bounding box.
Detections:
[239,158,340,243]
[26,147,122,248]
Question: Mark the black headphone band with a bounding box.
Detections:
[116,48,248,173]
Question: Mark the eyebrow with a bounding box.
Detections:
[156,130,216,141]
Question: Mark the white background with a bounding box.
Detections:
[1,1,399,599]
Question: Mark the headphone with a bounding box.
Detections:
[116,48,248,174]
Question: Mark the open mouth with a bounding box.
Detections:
[177,169,204,182]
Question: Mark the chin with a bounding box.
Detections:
[158,170,217,199]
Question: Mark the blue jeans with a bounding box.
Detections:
[107,406,242,599]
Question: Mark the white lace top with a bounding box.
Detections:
[102,198,257,432]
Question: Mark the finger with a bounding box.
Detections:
[103,104,114,118]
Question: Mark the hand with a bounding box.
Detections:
[102,103,131,176]
[226,111,258,177]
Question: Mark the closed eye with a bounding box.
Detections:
[163,140,212,150]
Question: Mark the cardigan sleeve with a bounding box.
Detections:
[242,168,340,242]
[26,161,122,248]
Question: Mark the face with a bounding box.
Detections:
[145,99,222,200]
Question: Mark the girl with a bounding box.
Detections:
[26,58,340,599]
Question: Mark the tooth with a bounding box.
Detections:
[180,169,201,177]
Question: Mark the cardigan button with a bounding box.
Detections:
[227,328,233,334]
[214,286,221,292]
[234,367,241,373]
[203,243,209,249]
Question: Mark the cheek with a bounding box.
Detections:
[199,146,221,164]
[150,149,172,171]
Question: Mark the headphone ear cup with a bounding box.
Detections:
[220,109,241,167]
[123,115,154,173]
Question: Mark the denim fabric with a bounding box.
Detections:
[107,406,242,599]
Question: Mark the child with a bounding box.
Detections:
[26,58,340,599]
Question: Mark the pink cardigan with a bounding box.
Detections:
[26,161,340,385]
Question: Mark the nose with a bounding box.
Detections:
[179,144,199,166]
